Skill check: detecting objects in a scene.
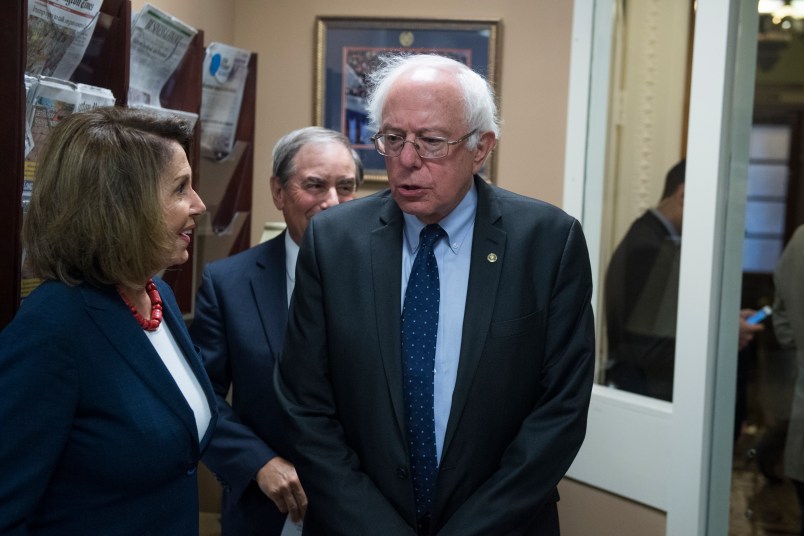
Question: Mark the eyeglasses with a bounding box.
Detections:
[370,129,478,159]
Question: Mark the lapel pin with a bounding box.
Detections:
[487,253,498,263]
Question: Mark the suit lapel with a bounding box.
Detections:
[371,198,406,435]
[251,234,288,359]
[442,178,506,457]
[82,284,201,446]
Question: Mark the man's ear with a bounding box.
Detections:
[270,176,284,210]
[471,131,497,175]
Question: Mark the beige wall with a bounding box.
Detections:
[232,1,576,243]
[133,0,577,243]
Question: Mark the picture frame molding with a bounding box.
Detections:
[314,16,501,183]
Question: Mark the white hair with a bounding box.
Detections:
[365,54,500,148]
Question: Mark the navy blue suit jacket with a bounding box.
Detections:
[190,233,290,535]
[276,177,595,535]
[0,278,217,536]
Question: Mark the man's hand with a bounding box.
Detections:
[738,308,765,351]
[256,456,307,522]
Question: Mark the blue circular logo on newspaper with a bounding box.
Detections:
[209,53,221,76]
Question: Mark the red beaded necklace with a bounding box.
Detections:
[117,279,163,331]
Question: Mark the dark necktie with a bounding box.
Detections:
[402,223,446,518]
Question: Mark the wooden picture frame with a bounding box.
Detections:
[314,16,500,183]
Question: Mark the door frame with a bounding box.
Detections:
[562,1,759,534]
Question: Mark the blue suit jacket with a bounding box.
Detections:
[190,233,290,535]
[276,177,595,535]
[0,278,217,536]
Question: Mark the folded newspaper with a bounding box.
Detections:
[26,0,102,80]
[128,4,197,107]
[200,42,252,160]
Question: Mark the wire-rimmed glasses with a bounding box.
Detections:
[370,129,477,159]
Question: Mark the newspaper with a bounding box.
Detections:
[75,82,117,112]
[24,77,115,182]
[26,0,102,80]
[200,42,251,160]
[128,4,197,106]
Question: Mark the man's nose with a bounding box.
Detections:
[321,186,339,208]
[398,139,422,168]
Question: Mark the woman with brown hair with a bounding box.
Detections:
[0,107,216,535]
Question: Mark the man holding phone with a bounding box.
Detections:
[605,159,765,401]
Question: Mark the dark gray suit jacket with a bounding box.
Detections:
[604,210,679,400]
[773,225,804,482]
[276,177,595,535]
[191,233,290,535]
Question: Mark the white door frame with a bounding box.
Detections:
[562,1,758,534]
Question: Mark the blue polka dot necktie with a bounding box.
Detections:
[402,224,446,518]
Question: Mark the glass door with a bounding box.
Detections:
[562,0,759,534]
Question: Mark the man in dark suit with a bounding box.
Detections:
[275,54,595,535]
[190,126,363,535]
[604,160,686,401]
[604,161,762,402]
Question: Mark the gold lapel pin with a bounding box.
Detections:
[487,253,498,263]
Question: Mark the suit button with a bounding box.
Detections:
[397,466,408,480]
[186,464,197,476]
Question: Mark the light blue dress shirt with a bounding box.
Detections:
[284,231,300,307]
[401,183,476,462]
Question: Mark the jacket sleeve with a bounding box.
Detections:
[191,266,276,498]
[274,220,416,535]
[772,229,803,352]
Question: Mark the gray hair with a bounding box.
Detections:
[271,126,363,188]
[365,54,500,149]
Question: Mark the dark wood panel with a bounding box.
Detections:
[71,0,131,104]
[0,0,26,329]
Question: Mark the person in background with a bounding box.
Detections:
[605,160,763,401]
[275,54,595,535]
[772,224,804,536]
[0,106,215,535]
[190,126,363,535]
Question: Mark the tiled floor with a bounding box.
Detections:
[731,428,801,535]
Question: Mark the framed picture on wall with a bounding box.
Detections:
[314,16,500,183]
